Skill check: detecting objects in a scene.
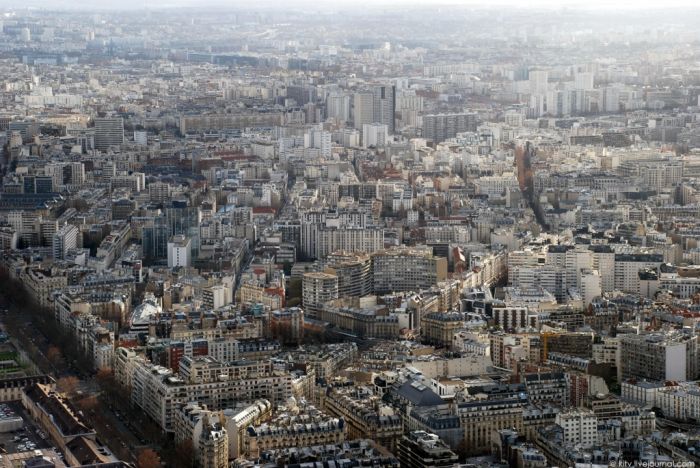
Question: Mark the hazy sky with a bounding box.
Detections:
[2,0,700,10]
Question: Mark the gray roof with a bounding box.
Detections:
[394,380,445,407]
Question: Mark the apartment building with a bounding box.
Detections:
[620,332,698,382]
[372,246,447,294]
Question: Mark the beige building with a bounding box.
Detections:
[225,400,272,459]
[21,266,68,308]
[243,404,345,458]
[302,272,339,318]
[174,402,229,468]
[456,385,528,455]
[324,251,373,298]
[323,385,402,451]
[127,355,292,432]
[421,312,466,347]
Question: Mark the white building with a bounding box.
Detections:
[473,173,518,199]
[305,129,332,158]
[53,224,79,260]
[579,269,602,306]
[555,409,598,448]
[353,92,374,130]
[621,380,671,407]
[327,93,351,122]
[362,123,389,148]
[574,72,594,91]
[167,235,192,268]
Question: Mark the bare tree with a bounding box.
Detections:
[56,376,80,398]
[137,448,161,468]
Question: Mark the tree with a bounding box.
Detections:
[56,376,79,398]
[77,394,99,414]
[171,439,195,468]
[287,278,302,300]
[137,448,161,468]
[47,346,62,366]
[95,368,121,391]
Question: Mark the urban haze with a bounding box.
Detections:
[0,2,698,468]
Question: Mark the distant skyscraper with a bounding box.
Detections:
[353,87,396,133]
[601,87,620,113]
[575,72,594,91]
[142,216,169,260]
[529,70,549,94]
[326,93,351,122]
[286,85,317,105]
[372,84,396,133]
[94,117,124,151]
[353,92,374,130]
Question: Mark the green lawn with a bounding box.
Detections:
[0,352,17,362]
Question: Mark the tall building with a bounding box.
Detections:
[372,84,396,133]
[323,251,373,298]
[167,235,192,268]
[327,93,351,122]
[619,332,698,382]
[141,216,169,260]
[422,113,478,143]
[353,92,374,130]
[52,224,79,260]
[202,285,228,310]
[302,272,339,318]
[601,86,620,113]
[372,246,448,294]
[575,72,594,91]
[529,70,549,94]
[286,85,317,105]
[614,253,663,293]
[300,224,384,260]
[94,117,124,151]
[134,130,148,145]
[353,87,395,133]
